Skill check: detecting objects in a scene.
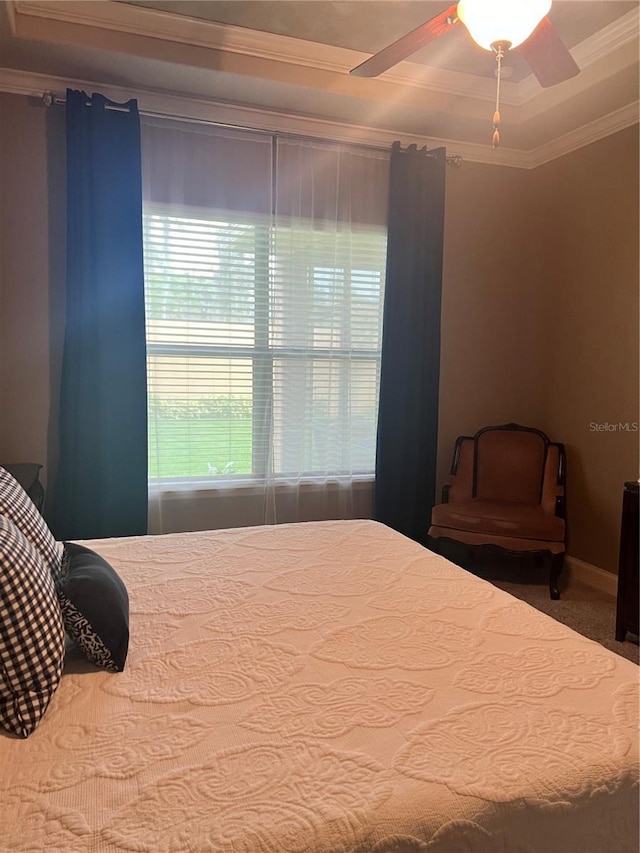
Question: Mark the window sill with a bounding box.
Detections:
[149,474,374,496]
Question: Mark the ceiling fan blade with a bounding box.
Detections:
[518,16,580,88]
[350,4,460,78]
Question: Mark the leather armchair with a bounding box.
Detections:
[428,423,566,598]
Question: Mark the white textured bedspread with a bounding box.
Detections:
[1,520,638,852]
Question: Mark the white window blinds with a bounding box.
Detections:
[142,121,389,488]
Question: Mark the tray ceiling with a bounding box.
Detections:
[0,0,638,166]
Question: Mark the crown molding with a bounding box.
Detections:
[0,66,522,166]
[10,0,638,110]
[518,39,640,125]
[575,6,640,65]
[517,8,640,107]
[525,100,639,168]
[1,66,636,173]
[7,0,517,105]
[13,0,361,71]
[4,0,16,32]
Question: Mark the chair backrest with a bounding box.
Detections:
[474,424,549,505]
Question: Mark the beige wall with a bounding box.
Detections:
[438,161,548,483]
[534,126,639,571]
[438,128,639,572]
[0,94,52,475]
[0,91,637,571]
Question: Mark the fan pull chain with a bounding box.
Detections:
[492,43,505,148]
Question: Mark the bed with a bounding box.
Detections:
[1,519,638,852]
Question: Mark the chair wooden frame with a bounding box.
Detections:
[429,423,566,599]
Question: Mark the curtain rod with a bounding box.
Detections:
[42,91,463,167]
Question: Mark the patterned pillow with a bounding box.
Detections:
[0,466,62,583]
[58,542,129,673]
[0,515,66,738]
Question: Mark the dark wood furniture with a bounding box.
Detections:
[615,481,639,643]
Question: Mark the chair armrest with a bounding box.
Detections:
[541,442,566,517]
[443,437,474,504]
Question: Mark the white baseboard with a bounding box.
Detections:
[565,554,617,598]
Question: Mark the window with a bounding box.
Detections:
[144,205,387,484]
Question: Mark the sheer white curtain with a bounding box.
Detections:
[141,117,389,533]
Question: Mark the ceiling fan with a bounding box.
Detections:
[350,0,580,147]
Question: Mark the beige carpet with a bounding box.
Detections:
[494,578,639,664]
[442,548,639,665]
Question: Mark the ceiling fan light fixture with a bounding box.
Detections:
[457,0,552,52]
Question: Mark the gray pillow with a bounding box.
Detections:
[58,542,130,673]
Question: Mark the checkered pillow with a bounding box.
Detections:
[0,515,65,738]
[0,466,62,583]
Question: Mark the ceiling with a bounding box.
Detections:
[1,1,638,166]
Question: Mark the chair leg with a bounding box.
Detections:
[548,552,564,600]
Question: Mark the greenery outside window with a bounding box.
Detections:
[144,206,387,485]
